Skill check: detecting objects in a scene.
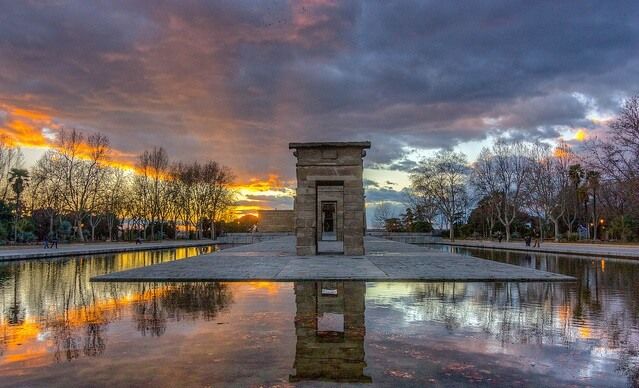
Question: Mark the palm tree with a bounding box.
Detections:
[9,168,29,242]
[586,170,601,240]
[569,164,584,192]
[568,164,585,233]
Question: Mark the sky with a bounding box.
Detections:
[1,1,638,221]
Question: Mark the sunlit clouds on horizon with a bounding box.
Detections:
[1,1,638,214]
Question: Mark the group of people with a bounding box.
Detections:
[43,236,59,249]
[496,230,541,247]
[524,230,541,247]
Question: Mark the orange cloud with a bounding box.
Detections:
[9,107,51,122]
[0,104,55,147]
[233,174,295,216]
[0,103,292,217]
[234,174,293,192]
[1,103,139,171]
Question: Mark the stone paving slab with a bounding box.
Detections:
[276,257,387,280]
[92,236,574,282]
[0,240,217,261]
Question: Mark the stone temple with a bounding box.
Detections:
[94,141,573,284]
[289,142,370,256]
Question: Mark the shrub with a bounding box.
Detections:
[59,220,73,241]
[18,231,37,242]
[0,222,8,241]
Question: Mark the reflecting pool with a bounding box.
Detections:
[0,245,638,386]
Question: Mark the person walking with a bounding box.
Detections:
[51,235,58,249]
[497,231,503,243]
[43,236,49,249]
[533,229,541,248]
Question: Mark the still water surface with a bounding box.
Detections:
[0,244,638,387]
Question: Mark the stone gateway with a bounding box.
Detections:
[289,142,370,256]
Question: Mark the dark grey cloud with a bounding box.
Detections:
[363,179,379,189]
[1,0,638,180]
[365,187,410,204]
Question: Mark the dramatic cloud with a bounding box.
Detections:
[1,0,638,210]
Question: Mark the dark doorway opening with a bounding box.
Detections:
[321,202,337,241]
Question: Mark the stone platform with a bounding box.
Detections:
[92,237,574,282]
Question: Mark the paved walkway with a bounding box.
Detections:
[92,236,574,282]
[0,240,217,261]
[434,240,639,259]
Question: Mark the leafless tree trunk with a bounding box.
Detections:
[411,150,469,241]
[471,141,530,242]
[374,202,394,229]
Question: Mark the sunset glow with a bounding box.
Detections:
[0,101,293,215]
[574,128,587,142]
[0,104,55,148]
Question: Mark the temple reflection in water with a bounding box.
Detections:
[290,281,371,383]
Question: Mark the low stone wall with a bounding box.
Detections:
[257,210,295,233]
[215,232,292,245]
[366,231,442,244]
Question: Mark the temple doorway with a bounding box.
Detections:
[317,183,343,254]
[321,202,337,241]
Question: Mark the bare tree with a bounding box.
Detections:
[0,135,24,203]
[471,140,530,241]
[38,129,111,241]
[190,162,209,239]
[202,161,235,239]
[608,94,639,182]
[526,142,571,241]
[373,202,394,229]
[148,148,169,239]
[134,147,170,240]
[171,162,196,238]
[167,161,235,239]
[405,190,439,228]
[29,157,65,236]
[411,150,469,241]
[586,94,639,240]
[103,168,129,241]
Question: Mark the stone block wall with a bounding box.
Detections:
[257,210,294,233]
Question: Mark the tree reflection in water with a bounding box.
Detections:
[134,282,232,337]
[0,246,225,362]
[371,245,639,385]
[43,282,232,361]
